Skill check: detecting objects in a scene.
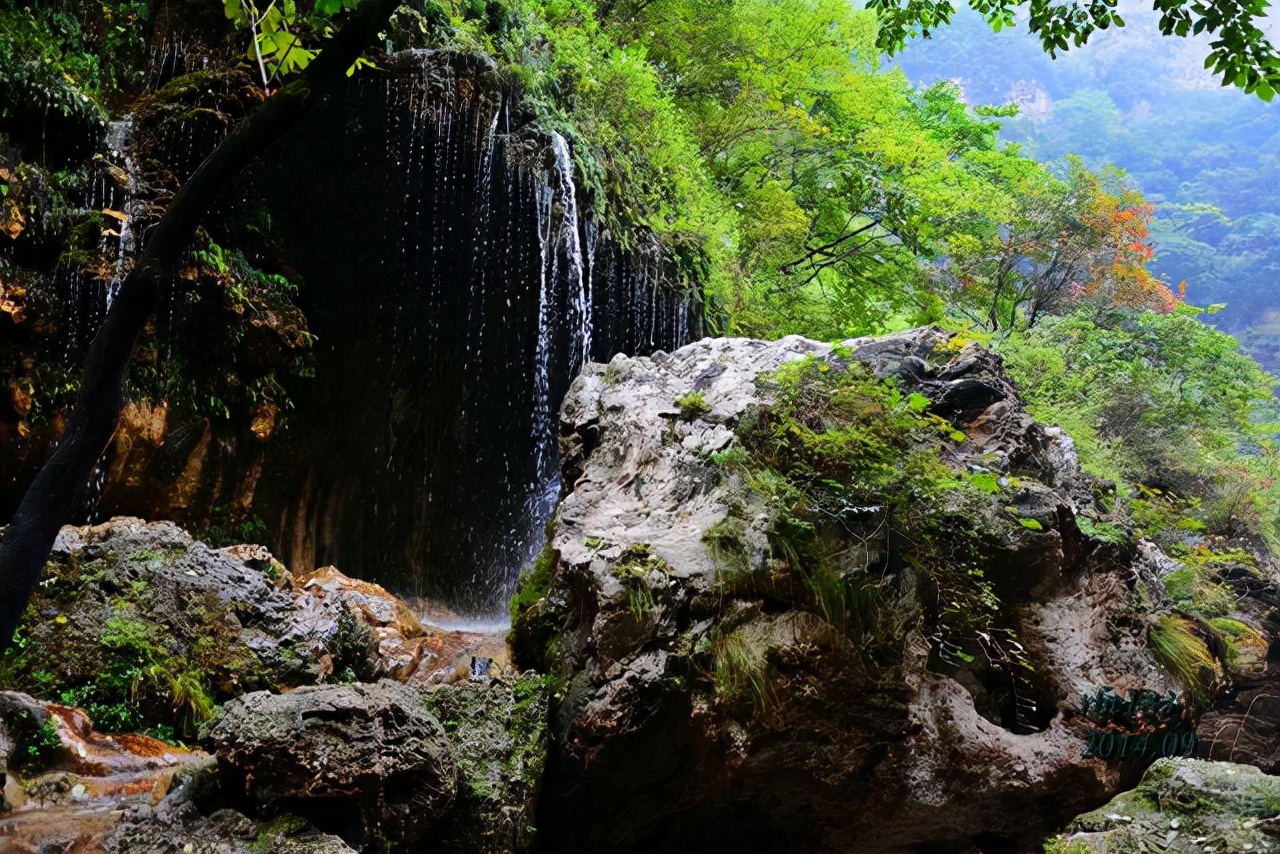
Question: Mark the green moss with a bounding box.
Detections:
[44,605,221,735]
[510,542,559,622]
[674,391,711,419]
[419,675,553,852]
[249,813,310,853]
[1208,617,1268,670]
[508,541,566,670]
[0,548,274,737]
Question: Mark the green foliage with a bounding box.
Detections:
[702,512,751,577]
[23,720,62,765]
[610,543,670,619]
[1162,567,1233,620]
[997,306,1279,549]
[192,508,270,549]
[868,0,1280,98]
[224,0,371,85]
[0,1,148,122]
[722,354,1014,669]
[48,607,219,736]
[1149,614,1223,705]
[712,627,775,713]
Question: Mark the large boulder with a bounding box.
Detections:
[204,680,457,850]
[0,518,432,736]
[1054,758,1280,852]
[513,330,1180,852]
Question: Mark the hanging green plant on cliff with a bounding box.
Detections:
[713,354,1034,694]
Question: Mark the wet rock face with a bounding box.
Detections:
[0,690,208,852]
[419,676,554,854]
[514,329,1170,853]
[1,50,700,618]
[205,680,457,850]
[1055,758,1280,853]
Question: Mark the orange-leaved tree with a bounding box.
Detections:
[1074,166,1178,314]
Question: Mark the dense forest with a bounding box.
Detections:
[897,3,1280,371]
[1,1,1279,852]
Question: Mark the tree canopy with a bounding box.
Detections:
[869,0,1280,99]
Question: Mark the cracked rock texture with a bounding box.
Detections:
[205,680,456,849]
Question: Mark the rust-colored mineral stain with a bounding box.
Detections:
[9,379,33,417]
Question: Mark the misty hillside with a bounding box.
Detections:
[896,3,1280,369]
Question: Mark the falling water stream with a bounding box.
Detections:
[41,51,700,621]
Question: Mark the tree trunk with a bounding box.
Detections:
[0,0,401,644]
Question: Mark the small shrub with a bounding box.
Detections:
[610,544,669,619]
[23,720,62,766]
[675,390,711,419]
[712,629,774,714]
[1163,547,1249,618]
[1149,614,1224,705]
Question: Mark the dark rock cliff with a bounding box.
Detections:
[0,50,701,614]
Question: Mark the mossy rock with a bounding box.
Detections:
[0,519,372,738]
[1055,758,1280,853]
[418,674,555,854]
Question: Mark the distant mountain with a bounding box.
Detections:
[893,4,1280,371]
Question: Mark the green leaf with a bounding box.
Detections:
[966,471,1001,494]
[907,392,930,412]
[1018,518,1044,531]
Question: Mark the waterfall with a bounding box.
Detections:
[31,50,703,619]
[103,116,139,309]
[523,131,594,603]
[550,132,591,375]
